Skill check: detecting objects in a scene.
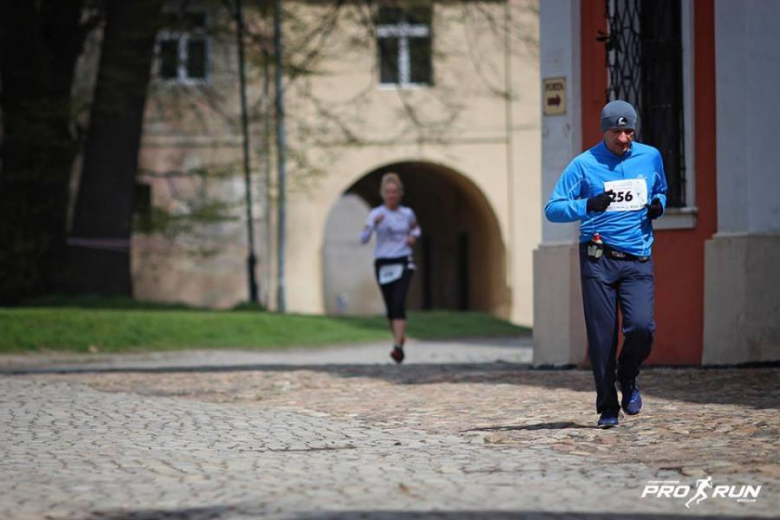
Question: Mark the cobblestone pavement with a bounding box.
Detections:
[1,339,778,519]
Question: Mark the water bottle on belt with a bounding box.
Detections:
[587,232,604,259]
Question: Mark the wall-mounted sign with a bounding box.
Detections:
[543,77,566,116]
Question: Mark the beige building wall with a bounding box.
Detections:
[133,1,541,326]
[322,194,383,315]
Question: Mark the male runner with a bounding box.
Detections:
[545,100,667,428]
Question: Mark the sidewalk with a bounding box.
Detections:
[0,337,532,373]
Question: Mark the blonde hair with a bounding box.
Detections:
[380,172,404,197]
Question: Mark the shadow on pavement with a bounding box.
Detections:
[5,362,779,410]
[85,506,771,520]
[465,422,602,432]
[85,505,233,520]
[301,513,771,520]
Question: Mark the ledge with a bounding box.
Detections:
[654,206,698,230]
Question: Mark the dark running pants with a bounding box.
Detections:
[375,256,414,320]
[579,244,655,413]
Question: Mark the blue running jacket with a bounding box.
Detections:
[545,140,668,257]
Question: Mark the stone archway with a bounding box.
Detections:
[322,161,508,317]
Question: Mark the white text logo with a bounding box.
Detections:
[641,477,761,508]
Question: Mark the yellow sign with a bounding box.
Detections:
[543,77,566,116]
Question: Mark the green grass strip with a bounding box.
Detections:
[0,308,529,354]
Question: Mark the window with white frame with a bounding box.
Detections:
[156,12,208,82]
[376,5,433,86]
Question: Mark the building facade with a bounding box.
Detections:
[535,0,780,366]
[133,1,542,325]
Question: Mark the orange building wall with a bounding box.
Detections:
[581,0,608,149]
[579,0,717,365]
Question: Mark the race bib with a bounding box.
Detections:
[604,179,648,212]
[378,264,404,285]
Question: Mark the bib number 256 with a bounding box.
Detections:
[604,179,647,211]
[610,191,633,203]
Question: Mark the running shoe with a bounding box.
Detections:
[619,380,643,415]
[598,409,620,428]
[390,345,405,364]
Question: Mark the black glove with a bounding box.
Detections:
[647,198,663,220]
[587,190,614,213]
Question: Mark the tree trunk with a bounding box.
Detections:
[68,0,164,295]
[0,0,91,303]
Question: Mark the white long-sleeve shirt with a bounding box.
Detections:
[360,205,421,259]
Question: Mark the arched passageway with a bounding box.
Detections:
[323,161,508,317]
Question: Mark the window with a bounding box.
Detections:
[156,12,208,82]
[377,5,433,86]
[604,0,686,207]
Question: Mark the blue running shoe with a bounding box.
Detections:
[620,380,643,415]
[598,409,620,428]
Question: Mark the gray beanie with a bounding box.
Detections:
[600,100,638,132]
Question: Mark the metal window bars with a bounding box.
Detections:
[601,0,687,207]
